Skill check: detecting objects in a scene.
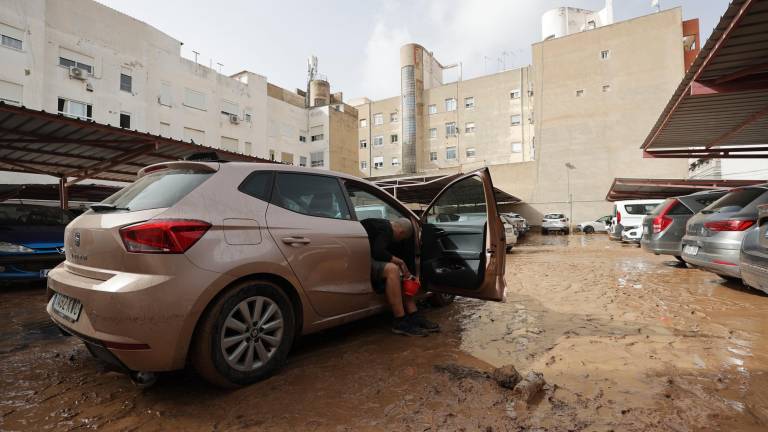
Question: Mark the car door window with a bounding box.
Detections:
[271,173,351,220]
[344,182,407,221]
[426,176,487,226]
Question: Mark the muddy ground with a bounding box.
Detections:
[1,233,767,431]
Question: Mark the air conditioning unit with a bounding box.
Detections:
[69,66,86,80]
[229,114,240,124]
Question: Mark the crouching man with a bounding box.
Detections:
[361,217,440,336]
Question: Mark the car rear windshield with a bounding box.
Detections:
[624,203,659,215]
[99,169,213,212]
[704,188,767,213]
[544,214,564,219]
[0,204,74,226]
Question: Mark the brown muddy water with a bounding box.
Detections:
[1,233,767,431]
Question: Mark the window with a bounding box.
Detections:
[310,151,324,167]
[359,118,367,128]
[311,134,324,142]
[511,142,523,153]
[360,139,367,148]
[221,99,239,116]
[184,88,206,110]
[465,122,475,133]
[244,113,252,123]
[600,49,610,60]
[299,135,307,143]
[428,104,437,115]
[445,98,457,112]
[446,146,457,160]
[221,136,238,152]
[238,171,273,202]
[510,89,521,99]
[426,175,487,227]
[244,142,252,155]
[299,156,307,167]
[183,127,205,145]
[373,136,384,146]
[345,181,407,221]
[466,147,476,158]
[429,151,438,161]
[120,73,132,92]
[390,112,398,123]
[0,80,22,105]
[57,98,92,120]
[602,84,611,93]
[445,122,456,136]
[510,115,521,126]
[269,149,276,161]
[1,35,22,50]
[576,89,584,97]
[100,169,213,213]
[281,152,294,165]
[159,81,172,106]
[360,160,368,170]
[464,97,475,109]
[390,134,398,144]
[59,57,92,74]
[373,156,384,169]
[391,157,400,166]
[429,128,437,139]
[271,173,350,220]
[373,113,384,125]
[119,112,131,129]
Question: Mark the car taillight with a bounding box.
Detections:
[652,199,677,234]
[560,218,567,222]
[703,219,755,232]
[120,219,211,253]
[616,212,621,224]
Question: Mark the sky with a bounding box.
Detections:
[95,0,730,101]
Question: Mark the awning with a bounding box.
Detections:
[642,0,768,159]
[0,102,272,185]
[372,172,520,205]
[0,183,120,203]
[606,177,766,201]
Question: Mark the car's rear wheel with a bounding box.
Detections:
[192,280,295,388]
[674,256,686,263]
[583,226,595,234]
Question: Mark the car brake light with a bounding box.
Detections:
[120,219,211,253]
[703,220,755,232]
[652,199,677,234]
[616,212,621,224]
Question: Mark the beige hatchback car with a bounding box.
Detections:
[47,161,506,387]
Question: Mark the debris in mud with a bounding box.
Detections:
[434,363,545,403]
[491,364,522,389]
[512,371,546,403]
[433,363,491,381]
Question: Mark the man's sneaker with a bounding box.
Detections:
[391,317,428,337]
[408,312,440,333]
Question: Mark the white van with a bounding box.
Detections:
[609,200,663,241]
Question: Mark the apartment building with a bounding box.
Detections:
[352,45,534,178]
[0,0,359,176]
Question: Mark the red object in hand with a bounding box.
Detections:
[402,277,420,296]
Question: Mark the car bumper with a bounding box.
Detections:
[622,230,642,243]
[0,253,65,281]
[682,246,741,278]
[741,245,768,293]
[641,236,682,256]
[46,260,231,372]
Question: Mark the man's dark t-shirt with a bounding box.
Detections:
[360,218,394,262]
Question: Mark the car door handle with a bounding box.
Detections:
[282,236,311,246]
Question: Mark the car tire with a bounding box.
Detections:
[583,226,595,234]
[674,256,686,264]
[506,245,513,253]
[541,229,548,235]
[192,280,296,388]
[720,275,742,284]
[430,292,456,307]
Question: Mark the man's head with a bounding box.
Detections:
[391,218,414,241]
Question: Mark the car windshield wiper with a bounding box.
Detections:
[90,203,130,212]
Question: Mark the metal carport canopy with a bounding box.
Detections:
[0,102,272,207]
[372,172,521,205]
[641,0,768,159]
[606,177,766,201]
[0,183,121,203]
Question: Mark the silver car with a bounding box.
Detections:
[576,216,611,234]
[741,204,768,293]
[641,190,727,261]
[681,184,768,281]
[541,213,569,235]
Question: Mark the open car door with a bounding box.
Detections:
[419,168,506,301]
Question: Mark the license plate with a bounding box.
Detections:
[40,269,50,278]
[52,292,82,322]
[643,226,649,234]
[683,245,699,256]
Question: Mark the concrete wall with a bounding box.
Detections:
[528,8,689,224]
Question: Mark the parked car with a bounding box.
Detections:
[609,200,664,241]
[502,213,529,234]
[541,213,569,234]
[740,204,768,293]
[641,190,728,261]
[502,217,518,252]
[46,162,506,387]
[576,215,612,234]
[681,184,768,281]
[0,203,74,282]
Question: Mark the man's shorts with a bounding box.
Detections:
[371,260,389,294]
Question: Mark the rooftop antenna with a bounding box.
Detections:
[308,55,318,81]
[217,62,223,73]
[192,50,199,64]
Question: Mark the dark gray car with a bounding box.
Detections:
[641,190,728,261]
[681,184,768,281]
[741,204,768,293]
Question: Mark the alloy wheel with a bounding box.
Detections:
[220,296,284,371]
